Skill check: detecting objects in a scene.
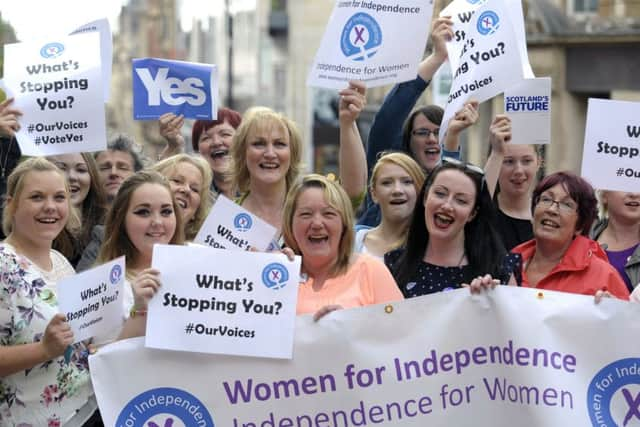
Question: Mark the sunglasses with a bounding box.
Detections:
[441,156,486,194]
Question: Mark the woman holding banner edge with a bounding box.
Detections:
[282,174,403,319]
[511,172,629,299]
[0,158,102,426]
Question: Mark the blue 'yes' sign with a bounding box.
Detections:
[132,58,218,120]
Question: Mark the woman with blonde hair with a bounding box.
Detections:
[0,157,100,425]
[282,174,403,318]
[152,154,213,240]
[231,82,368,234]
[355,152,425,258]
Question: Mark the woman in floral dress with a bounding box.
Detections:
[0,158,98,426]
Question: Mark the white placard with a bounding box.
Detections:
[194,195,278,252]
[69,18,112,102]
[147,244,301,359]
[439,0,525,144]
[57,257,125,343]
[581,98,640,192]
[2,32,106,155]
[90,286,640,427]
[441,0,533,78]
[307,0,435,89]
[504,77,551,145]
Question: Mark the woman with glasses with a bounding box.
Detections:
[512,172,629,298]
[385,159,519,298]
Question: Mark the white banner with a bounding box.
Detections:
[57,257,125,343]
[194,195,278,252]
[2,32,106,155]
[581,98,640,192]
[504,77,551,145]
[307,0,435,89]
[147,245,301,359]
[439,0,525,144]
[90,287,640,426]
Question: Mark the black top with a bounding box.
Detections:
[0,136,22,240]
[494,207,533,252]
[385,249,521,298]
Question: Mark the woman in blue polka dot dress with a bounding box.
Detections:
[385,159,520,298]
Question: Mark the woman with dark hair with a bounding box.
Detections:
[512,172,629,298]
[385,159,519,297]
[159,108,242,198]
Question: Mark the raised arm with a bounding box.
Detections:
[443,100,479,153]
[484,114,512,197]
[338,81,368,201]
[365,16,453,175]
[158,113,186,160]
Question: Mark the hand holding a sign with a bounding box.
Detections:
[158,113,186,160]
[418,16,454,81]
[488,114,512,153]
[338,81,367,125]
[443,100,479,151]
[0,98,23,137]
[431,16,454,62]
[131,268,162,311]
[42,313,74,358]
[463,274,500,294]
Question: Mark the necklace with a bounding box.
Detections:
[1,137,14,179]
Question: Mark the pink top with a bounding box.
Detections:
[296,254,404,315]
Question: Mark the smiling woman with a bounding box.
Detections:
[512,172,629,299]
[0,157,99,425]
[96,171,185,343]
[386,160,519,298]
[282,174,403,316]
[152,154,213,241]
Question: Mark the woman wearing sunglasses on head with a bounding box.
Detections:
[386,158,520,298]
[512,172,629,299]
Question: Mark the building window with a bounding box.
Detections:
[573,0,598,13]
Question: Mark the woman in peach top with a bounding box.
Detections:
[282,174,403,318]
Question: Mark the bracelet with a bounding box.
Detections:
[129,307,148,318]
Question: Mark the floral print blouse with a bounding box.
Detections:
[0,243,93,426]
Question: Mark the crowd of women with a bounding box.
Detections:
[0,15,638,427]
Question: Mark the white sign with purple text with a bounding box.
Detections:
[194,195,278,252]
[307,0,435,89]
[90,286,640,427]
[147,244,301,358]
